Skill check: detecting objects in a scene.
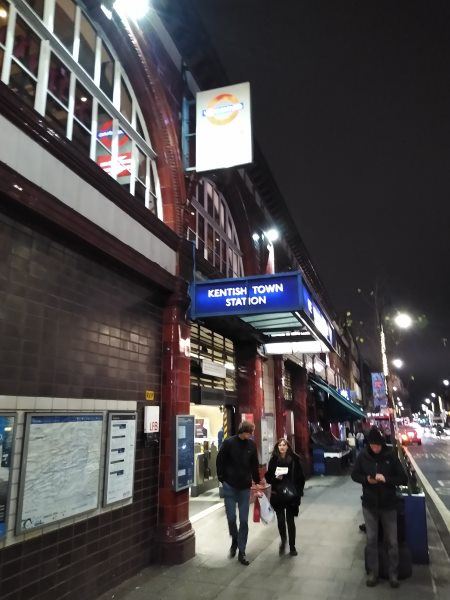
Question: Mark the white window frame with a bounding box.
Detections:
[1,0,162,217]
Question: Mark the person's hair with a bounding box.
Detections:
[238,420,255,434]
[272,437,294,458]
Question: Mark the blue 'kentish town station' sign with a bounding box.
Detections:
[190,272,303,318]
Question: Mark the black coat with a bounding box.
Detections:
[351,445,407,510]
[265,454,305,515]
[216,435,260,489]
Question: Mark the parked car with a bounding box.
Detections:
[398,426,422,445]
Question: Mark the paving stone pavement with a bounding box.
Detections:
[99,476,450,600]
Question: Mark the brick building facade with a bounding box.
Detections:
[0,2,364,599]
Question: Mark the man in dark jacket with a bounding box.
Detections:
[216,420,261,565]
[351,426,407,588]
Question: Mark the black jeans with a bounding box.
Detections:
[275,506,296,549]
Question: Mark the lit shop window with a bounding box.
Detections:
[0,0,161,216]
[188,179,244,277]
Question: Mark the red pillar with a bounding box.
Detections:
[273,356,285,440]
[236,342,264,460]
[158,293,195,564]
[292,366,311,475]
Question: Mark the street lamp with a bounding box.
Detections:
[392,358,404,369]
[394,313,413,329]
[431,392,436,398]
[424,398,430,404]
[101,0,150,20]
[443,379,449,387]
[265,228,279,243]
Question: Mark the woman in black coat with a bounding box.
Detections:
[265,438,305,556]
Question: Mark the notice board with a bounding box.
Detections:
[17,414,103,533]
[104,412,136,506]
[174,415,195,491]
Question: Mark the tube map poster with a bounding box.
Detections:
[18,414,103,532]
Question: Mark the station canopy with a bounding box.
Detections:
[189,272,335,354]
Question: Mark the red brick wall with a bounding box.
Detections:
[0,207,165,600]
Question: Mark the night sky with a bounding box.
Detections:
[192,0,450,408]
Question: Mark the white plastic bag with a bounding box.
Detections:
[259,493,275,525]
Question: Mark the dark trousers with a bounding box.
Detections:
[363,506,398,578]
[223,482,250,554]
[275,506,296,549]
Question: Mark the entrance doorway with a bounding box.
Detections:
[189,404,228,521]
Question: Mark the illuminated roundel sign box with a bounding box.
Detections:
[196,82,252,172]
[190,273,303,319]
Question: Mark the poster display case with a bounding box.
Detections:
[173,415,195,491]
[17,414,103,533]
[0,414,16,539]
[104,412,137,506]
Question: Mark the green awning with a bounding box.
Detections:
[310,377,366,422]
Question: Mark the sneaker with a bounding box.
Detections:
[289,548,298,556]
[366,573,378,587]
[228,542,237,559]
[279,539,286,555]
[389,576,400,589]
[238,552,250,566]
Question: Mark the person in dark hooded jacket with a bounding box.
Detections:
[351,426,407,589]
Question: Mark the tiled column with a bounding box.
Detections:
[236,342,265,459]
[292,366,311,474]
[158,292,195,564]
[273,356,285,440]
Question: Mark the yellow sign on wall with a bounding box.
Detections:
[145,390,155,401]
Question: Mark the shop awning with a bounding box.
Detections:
[310,377,366,422]
[189,272,335,353]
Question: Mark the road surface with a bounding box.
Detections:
[409,434,450,511]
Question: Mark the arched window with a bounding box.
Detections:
[187,179,244,277]
[0,0,162,215]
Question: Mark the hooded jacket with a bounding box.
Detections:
[351,444,407,510]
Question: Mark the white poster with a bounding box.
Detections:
[18,414,103,532]
[196,82,252,172]
[104,413,136,506]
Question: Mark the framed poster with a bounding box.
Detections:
[0,414,15,539]
[173,415,195,491]
[104,412,137,506]
[17,414,103,533]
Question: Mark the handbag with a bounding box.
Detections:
[253,496,261,522]
[279,481,299,503]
